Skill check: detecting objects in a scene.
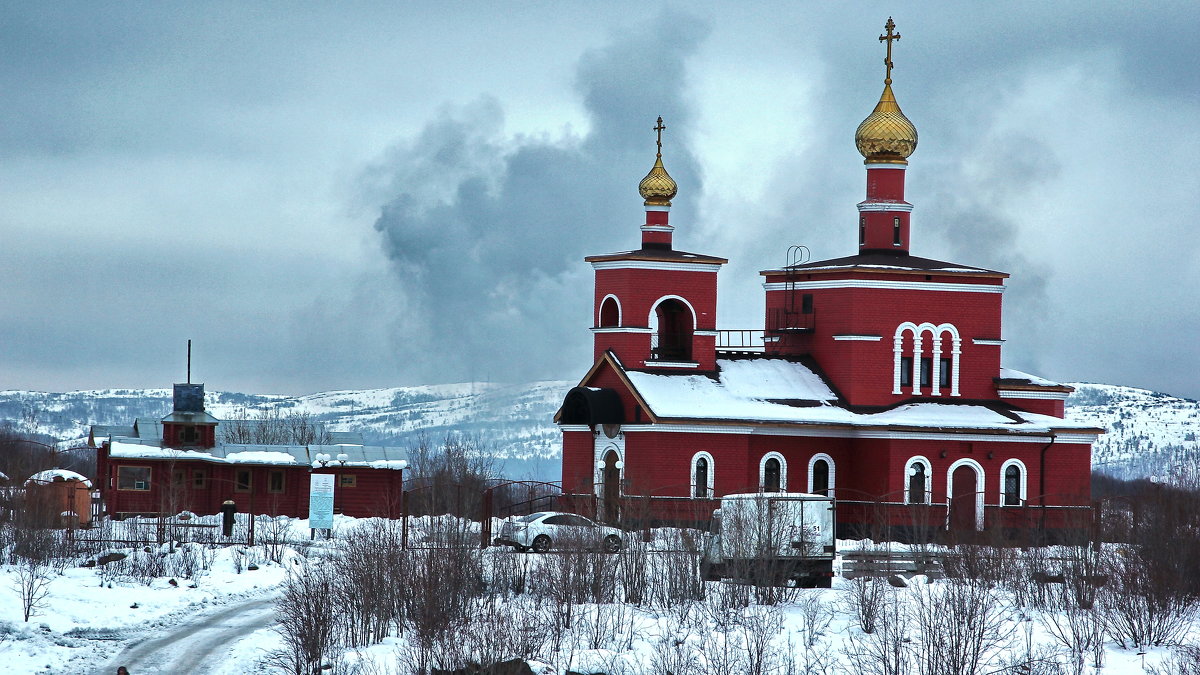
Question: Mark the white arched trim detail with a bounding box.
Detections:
[946,458,986,531]
[593,439,625,499]
[597,294,623,328]
[759,452,788,491]
[807,453,836,495]
[892,321,962,397]
[690,451,716,498]
[903,455,933,504]
[999,458,1028,506]
[647,295,698,331]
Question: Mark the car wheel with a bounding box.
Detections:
[602,535,622,553]
[531,535,551,553]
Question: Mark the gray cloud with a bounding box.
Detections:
[368,12,710,384]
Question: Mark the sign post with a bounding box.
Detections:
[309,473,335,538]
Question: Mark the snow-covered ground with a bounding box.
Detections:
[2,514,1198,674]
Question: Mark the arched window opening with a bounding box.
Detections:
[1004,465,1021,505]
[651,298,693,361]
[764,458,781,493]
[694,457,709,498]
[599,296,620,328]
[907,462,928,504]
[811,459,829,496]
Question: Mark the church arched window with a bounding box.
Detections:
[905,456,931,504]
[691,451,715,498]
[1000,459,1027,506]
[808,453,835,496]
[760,452,787,492]
[599,295,621,328]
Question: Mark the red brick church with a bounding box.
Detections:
[557,19,1101,540]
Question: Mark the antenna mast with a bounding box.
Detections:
[187,339,192,384]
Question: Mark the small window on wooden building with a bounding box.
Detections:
[340,474,357,488]
[893,217,902,245]
[801,293,813,314]
[268,470,286,494]
[118,466,151,491]
[920,357,933,388]
[940,358,952,389]
[235,470,252,492]
[182,425,198,444]
[192,470,207,489]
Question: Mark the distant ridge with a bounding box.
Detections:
[2,380,1197,483]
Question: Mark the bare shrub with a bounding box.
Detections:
[270,561,342,674]
[843,587,913,675]
[740,604,784,675]
[1147,644,1200,675]
[844,576,889,634]
[1099,546,1199,648]
[910,579,1017,675]
[11,553,53,622]
[336,519,406,646]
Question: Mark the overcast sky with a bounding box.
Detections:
[1,3,1197,399]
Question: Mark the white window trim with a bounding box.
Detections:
[593,438,625,499]
[903,455,932,505]
[807,453,835,495]
[999,458,1028,506]
[648,295,698,331]
[892,321,961,397]
[690,451,715,498]
[759,452,788,492]
[597,294,622,328]
[946,458,986,531]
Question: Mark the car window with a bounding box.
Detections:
[519,512,547,522]
[542,515,570,525]
[567,515,595,527]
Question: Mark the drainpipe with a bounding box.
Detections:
[1038,433,1057,541]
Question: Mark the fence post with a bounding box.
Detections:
[480,488,493,549]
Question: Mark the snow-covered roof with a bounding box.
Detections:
[26,469,93,488]
[108,440,409,469]
[622,358,1098,434]
[998,368,1064,388]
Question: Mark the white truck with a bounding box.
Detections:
[700,492,836,587]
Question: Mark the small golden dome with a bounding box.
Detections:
[855,83,918,164]
[639,155,677,206]
[639,116,677,206]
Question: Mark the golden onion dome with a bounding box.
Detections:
[639,116,677,206]
[639,155,677,206]
[855,83,918,164]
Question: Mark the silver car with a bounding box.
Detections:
[495,511,624,553]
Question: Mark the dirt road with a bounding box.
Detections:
[99,594,279,674]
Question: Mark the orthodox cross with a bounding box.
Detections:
[879,17,900,85]
[654,116,666,156]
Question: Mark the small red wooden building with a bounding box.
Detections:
[557,21,1102,541]
[93,383,408,519]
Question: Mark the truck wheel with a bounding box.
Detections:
[602,535,622,553]
[531,535,552,553]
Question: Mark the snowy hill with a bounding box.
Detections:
[3,379,1198,482]
[1065,383,1200,481]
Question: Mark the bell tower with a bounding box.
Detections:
[855,17,918,255]
[585,118,727,371]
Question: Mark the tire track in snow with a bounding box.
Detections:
[100,593,279,674]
